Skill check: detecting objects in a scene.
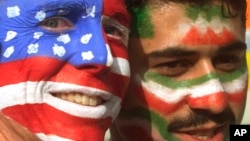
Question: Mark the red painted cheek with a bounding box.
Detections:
[228,86,247,103]
[181,27,235,46]
[3,104,112,141]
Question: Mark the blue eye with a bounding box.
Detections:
[40,16,74,33]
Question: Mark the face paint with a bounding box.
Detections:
[111,2,247,141]
[186,5,226,22]
[180,5,244,46]
[141,67,247,115]
[0,0,130,140]
[117,107,179,141]
[129,6,154,38]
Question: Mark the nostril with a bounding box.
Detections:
[76,64,110,75]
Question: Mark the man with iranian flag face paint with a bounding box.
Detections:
[0,0,130,140]
[110,0,247,141]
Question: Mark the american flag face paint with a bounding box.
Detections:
[112,2,247,141]
[0,0,130,140]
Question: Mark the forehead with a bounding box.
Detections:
[103,0,130,27]
[0,0,129,26]
[1,0,98,8]
[1,0,127,15]
[0,0,102,17]
[139,2,245,52]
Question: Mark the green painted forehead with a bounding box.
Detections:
[186,5,227,22]
[129,5,154,38]
[129,3,231,38]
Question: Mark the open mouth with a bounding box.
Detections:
[172,124,227,141]
[52,93,104,106]
[180,129,217,140]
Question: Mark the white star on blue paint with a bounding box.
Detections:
[7,6,20,18]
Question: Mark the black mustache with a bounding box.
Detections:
[167,108,235,131]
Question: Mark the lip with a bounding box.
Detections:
[172,123,228,141]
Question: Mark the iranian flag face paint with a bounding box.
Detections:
[112,2,247,141]
[0,0,130,140]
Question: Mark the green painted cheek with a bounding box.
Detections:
[186,5,227,22]
[144,66,246,89]
[119,107,179,141]
[129,6,154,38]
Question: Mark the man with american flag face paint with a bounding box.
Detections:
[0,0,130,140]
[111,0,248,141]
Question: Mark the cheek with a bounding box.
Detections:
[227,86,248,122]
[131,81,185,116]
[0,57,63,86]
[106,38,130,97]
[229,102,246,123]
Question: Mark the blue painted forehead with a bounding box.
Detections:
[0,0,110,66]
[0,0,102,19]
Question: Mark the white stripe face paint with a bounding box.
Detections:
[36,133,74,141]
[111,57,130,77]
[0,81,121,119]
[140,72,247,103]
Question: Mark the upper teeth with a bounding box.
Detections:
[53,93,103,106]
[193,135,211,140]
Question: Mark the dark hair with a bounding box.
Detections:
[126,0,247,22]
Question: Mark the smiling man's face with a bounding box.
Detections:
[0,0,130,140]
[111,1,247,141]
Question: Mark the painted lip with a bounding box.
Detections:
[171,122,228,141]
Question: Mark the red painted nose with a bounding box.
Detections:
[187,92,228,114]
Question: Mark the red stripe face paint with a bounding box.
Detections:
[0,0,130,140]
[182,27,236,46]
[112,2,247,141]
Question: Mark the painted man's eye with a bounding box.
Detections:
[102,16,129,45]
[103,25,122,38]
[40,17,74,33]
[213,56,242,72]
[153,60,192,76]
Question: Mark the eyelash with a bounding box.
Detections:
[152,55,243,77]
[39,16,74,33]
[39,14,129,46]
[101,16,129,45]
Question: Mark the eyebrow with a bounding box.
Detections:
[148,41,247,58]
[217,41,246,53]
[148,47,197,58]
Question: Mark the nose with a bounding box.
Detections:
[67,28,114,72]
[79,33,115,76]
[186,59,228,114]
[187,91,228,114]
